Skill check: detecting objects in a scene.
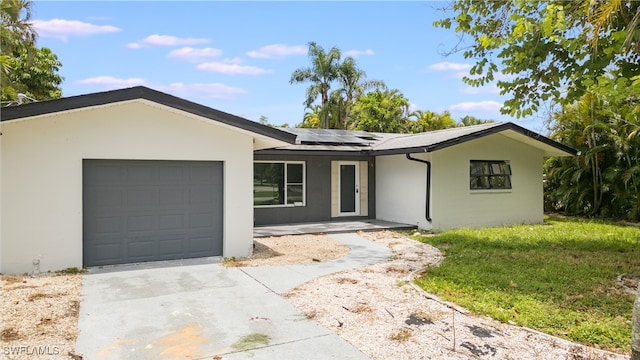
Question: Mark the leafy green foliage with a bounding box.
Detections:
[4,46,63,101]
[1,0,63,104]
[544,75,640,221]
[433,0,640,118]
[349,89,411,133]
[407,110,457,132]
[414,216,639,352]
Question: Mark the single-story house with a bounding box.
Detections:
[0,86,576,273]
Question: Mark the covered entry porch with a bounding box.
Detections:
[253,219,415,237]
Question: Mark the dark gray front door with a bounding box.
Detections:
[83,160,223,267]
[339,162,360,215]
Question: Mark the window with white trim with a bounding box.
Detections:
[254,161,305,206]
[470,160,512,190]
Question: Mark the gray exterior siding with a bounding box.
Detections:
[253,154,375,225]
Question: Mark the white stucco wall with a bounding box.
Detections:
[375,133,544,232]
[430,133,544,230]
[1,100,256,273]
[376,153,433,230]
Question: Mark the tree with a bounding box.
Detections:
[434,0,640,118]
[4,46,63,101]
[290,42,342,129]
[331,57,386,129]
[437,2,640,347]
[297,105,322,129]
[408,110,457,132]
[1,0,63,104]
[544,75,639,221]
[349,88,411,133]
[459,115,494,126]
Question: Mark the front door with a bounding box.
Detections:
[339,161,360,216]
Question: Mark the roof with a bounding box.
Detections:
[0,86,298,145]
[259,122,576,157]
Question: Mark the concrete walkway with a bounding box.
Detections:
[241,233,392,293]
[254,219,414,237]
[75,233,391,359]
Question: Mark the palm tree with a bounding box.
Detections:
[298,105,322,129]
[586,0,640,54]
[290,42,342,129]
[1,0,37,101]
[1,0,36,60]
[331,57,386,129]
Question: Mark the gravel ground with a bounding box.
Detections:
[283,231,629,360]
[0,273,83,360]
[225,234,351,266]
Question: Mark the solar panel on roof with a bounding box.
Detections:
[282,128,379,145]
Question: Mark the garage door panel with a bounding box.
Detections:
[84,160,223,267]
[159,166,184,184]
[190,236,217,256]
[159,188,185,206]
[94,216,122,234]
[127,189,157,207]
[158,237,185,257]
[87,189,123,209]
[87,164,123,185]
[127,239,156,259]
[189,212,215,228]
[92,242,123,262]
[190,165,216,182]
[158,214,185,230]
[190,187,215,204]
[127,165,156,184]
[127,215,157,232]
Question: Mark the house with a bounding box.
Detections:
[0,86,576,273]
[256,125,576,231]
[0,87,296,273]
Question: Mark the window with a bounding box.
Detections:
[254,162,305,206]
[470,160,512,190]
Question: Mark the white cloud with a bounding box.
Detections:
[76,76,245,100]
[127,34,209,49]
[343,49,375,58]
[167,47,223,62]
[76,76,146,88]
[32,19,120,41]
[409,103,420,112]
[449,101,503,113]
[161,82,247,100]
[196,62,271,75]
[246,44,307,59]
[222,57,243,64]
[428,62,471,72]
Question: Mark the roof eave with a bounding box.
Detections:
[0,86,298,145]
[371,123,577,157]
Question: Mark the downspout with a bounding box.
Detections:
[406,153,432,222]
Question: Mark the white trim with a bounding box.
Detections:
[338,161,360,216]
[253,160,306,207]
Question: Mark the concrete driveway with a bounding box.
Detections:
[75,233,391,359]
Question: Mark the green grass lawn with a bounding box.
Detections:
[413,216,639,353]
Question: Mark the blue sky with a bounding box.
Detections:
[31,1,549,132]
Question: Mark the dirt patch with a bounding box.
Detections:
[224,234,350,267]
[1,273,82,358]
[615,273,639,295]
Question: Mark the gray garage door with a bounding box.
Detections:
[83,160,223,267]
